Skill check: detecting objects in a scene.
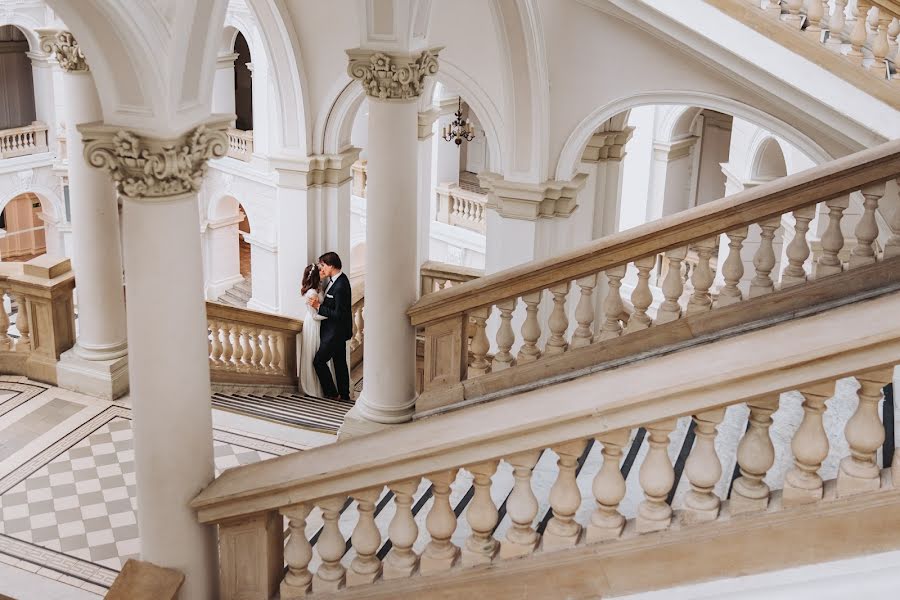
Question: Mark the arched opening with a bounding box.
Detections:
[751,137,788,181]
[0,25,37,130]
[234,32,253,131]
[0,193,46,262]
[206,195,253,307]
[238,205,251,278]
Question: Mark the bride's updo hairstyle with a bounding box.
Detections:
[301,263,321,295]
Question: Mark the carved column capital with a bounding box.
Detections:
[346,48,441,101]
[36,29,89,73]
[78,118,231,202]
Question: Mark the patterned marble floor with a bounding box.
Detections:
[0,377,326,598]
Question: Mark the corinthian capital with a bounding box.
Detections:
[36,29,89,73]
[78,118,230,201]
[347,48,441,101]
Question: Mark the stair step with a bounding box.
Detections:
[211,392,351,433]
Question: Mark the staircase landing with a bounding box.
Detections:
[215,277,251,308]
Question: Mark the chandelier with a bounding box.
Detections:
[442,98,475,145]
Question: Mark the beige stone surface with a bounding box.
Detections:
[104,558,184,600]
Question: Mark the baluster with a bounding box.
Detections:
[209,321,223,367]
[421,470,460,574]
[586,430,629,542]
[716,227,749,307]
[250,328,264,371]
[750,217,781,297]
[827,1,849,48]
[239,326,252,372]
[872,11,892,74]
[347,488,383,586]
[270,333,283,374]
[281,503,313,598]
[731,396,780,515]
[313,496,347,592]
[623,256,655,333]
[783,382,834,507]
[763,0,783,15]
[544,282,571,355]
[596,266,626,341]
[207,330,214,367]
[462,461,499,566]
[468,307,491,377]
[517,292,543,363]
[686,238,718,315]
[656,247,687,324]
[849,0,871,64]
[220,323,234,369]
[349,306,360,352]
[571,275,597,348]
[492,299,517,370]
[354,302,365,348]
[384,478,421,579]
[227,323,242,370]
[815,197,849,277]
[783,0,803,25]
[542,440,587,550]
[500,450,541,559]
[885,183,900,259]
[12,294,29,352]
[838,368,892,496]
[636,418,677,533]
[260,331,274,372]
[889,17,900,58]
[805,0,826,37]
[781,205,816,287]
[849,183,884,268]
[682,408,726,524]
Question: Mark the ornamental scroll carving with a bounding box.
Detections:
[38,30,89,73]
[81,126,229,200]
[347,49,440,101]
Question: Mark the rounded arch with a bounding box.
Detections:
[555,91,832,182]
[0,185,63,224]
[0,16,42,53]
[659,105,704,142]
[749,135,788,181]
[208,194,240,221]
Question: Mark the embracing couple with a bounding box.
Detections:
[299,252,353,402]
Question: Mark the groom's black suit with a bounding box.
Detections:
[313,272,352,400]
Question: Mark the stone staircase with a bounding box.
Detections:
[216,277,252,308]
[211,390,352,434]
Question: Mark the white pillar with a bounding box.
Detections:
[79,119,230,600]
[212,52,238,118]
[417,109,438,279]
[39,30,129,400]
[203,214,244,300]
[27,51,57,150]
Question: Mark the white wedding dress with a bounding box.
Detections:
[299,288,330,397]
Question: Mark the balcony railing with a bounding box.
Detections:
[0,122,50,159]
[226,128,253,162]
[435,182,487,234]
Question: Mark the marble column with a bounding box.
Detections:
[79,119,230,600]
[342,48,440,433]
[417,108,439,281]
[37,30,129,400]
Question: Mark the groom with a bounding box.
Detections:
[309,251,352,402]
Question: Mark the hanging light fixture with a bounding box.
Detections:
[442,98,476,145]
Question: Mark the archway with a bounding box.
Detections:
[205,195,252,305]
[233,32,253,132]
[0,25,37,131]
[0,192,46,261]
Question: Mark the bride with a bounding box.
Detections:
[299,263,331,397]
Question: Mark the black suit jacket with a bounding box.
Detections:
[318,273,353,344]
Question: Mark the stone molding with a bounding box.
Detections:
[78,117,231,201]
[217,52,240,69]
[477,172,588,221]
[652,136,699,162]
[36,29,89,73]
[418,108,440,140]
[270,147,362,190]
[581,127,635,163]
[346,48,441,101]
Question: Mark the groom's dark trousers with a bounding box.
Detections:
[313,272,352,400]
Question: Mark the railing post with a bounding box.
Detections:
[421,313,469,393]
[218,511,284,600]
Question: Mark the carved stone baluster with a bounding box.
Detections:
[716,227,749,307]
[596,266,626,341]
[731,396,779,515]
[890,17,900,59]
[815,197,849,277]
[462,461,499,566]
[849,0,872,64]
[281,503,313,598]
[827,0,849,48]
[624,256,655,333]
[313,496,347,592]
[347,488,383,586]
[12,294,29,352]
[219,322,234,369]
[228,323,242,370]
[750,217,781,297]
[637,418,677,533]
[686,238,717,315]
[500,450,541,559]
[571,275,597,348]
[783,0,804,25]
[837,368,893,497]
[544,282,571,355]
[0,288,10,350]
[421,470,460,574]
[492,299,517,371]
[542,440,587,550]
[239,326,252,372]
[886,182,900,259]
[384,478,421,579]
[270,333,283,375]
[260,331,274,373]
[354,302,365,348]
[849,183,884,268]
[682,408,726,524]
[783,382,834,507]
[656,247,687,324]
[871,10,892,74]
[517,292,542,363]
[586,430,630,542]
[468,306,491,377]
[250,328,264,371]
[349,307,361,352]
[804,0,826,37]
[209,322,223,367]
[781,205,816,287]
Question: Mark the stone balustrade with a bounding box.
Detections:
[191,286,900,598]
[435,182,488,234]
[410,137,900,412]
[349,278,366,370]
[0,121,50,159]
[351,159,368,198]
[225,128,253,162]
[420,261,484,296]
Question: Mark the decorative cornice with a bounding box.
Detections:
[477,172,588,221]
[78,117,231,201]
[346,48,441,101]
[216,52,240,69]
[652,136,699,162]
[418,108,440,140]
[36,29,89,73]
[581,126,635,163]
[269,147,362,190]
